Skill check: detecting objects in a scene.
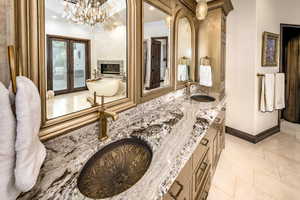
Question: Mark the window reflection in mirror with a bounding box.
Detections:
[177,17,192,82]
[45,0,128,119]
[143,1,171,93]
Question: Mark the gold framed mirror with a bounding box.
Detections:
[14,0,138,140]
[174,9,197,89]
[139,0,175,103]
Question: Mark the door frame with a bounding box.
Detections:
[148,39,162,89]
[47,34,91,95]
[151,36,169,70]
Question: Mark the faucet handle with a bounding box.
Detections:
[100,95,105,108]
[94,92,98,105]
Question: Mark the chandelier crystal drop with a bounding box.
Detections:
[62,0,109,26]
[196,0,208,21]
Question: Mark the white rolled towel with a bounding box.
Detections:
[14,76,46,192]
[0,82,21,200]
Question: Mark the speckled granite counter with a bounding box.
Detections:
[18,89,225,200]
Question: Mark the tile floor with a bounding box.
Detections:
[47,90,126,119]
[208,131,300,200]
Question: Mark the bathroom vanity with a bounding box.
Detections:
[17,88,225,200]
[164,105,225,200]
[10,0,232,199]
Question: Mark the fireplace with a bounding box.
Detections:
[101,64,120,75]
[98,60,125,76]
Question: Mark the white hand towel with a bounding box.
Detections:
[275,73,285,110]
[178,64,189,81]
[0,83,21,200]
[14,76,46,192]
[199,65,213,87]
[260,76,266,112]
[260,74,275,112]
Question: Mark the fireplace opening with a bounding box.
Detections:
[101,64,121,75]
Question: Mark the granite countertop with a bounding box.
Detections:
[18,90,225,200]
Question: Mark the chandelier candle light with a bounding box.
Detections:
[196,0,208,20]
[63,0,109,26]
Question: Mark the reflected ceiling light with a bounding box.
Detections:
[52,15,58,19]
[62,0,109,26]
[196,0,208,21]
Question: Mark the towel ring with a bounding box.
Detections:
[200,56,210,66]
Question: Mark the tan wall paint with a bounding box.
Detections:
[0,0,14,88]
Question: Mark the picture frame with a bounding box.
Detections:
[262,31,280,66]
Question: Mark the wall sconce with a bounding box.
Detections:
[196,0,208,21]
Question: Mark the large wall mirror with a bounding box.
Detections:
[142,1,172,95]
[177,17,192,84]
[45,0,128,119]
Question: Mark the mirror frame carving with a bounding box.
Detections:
[174,7,198,90]
[13,0,199,140]
[14,0,138,140]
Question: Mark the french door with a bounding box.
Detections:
[47,35,90,95]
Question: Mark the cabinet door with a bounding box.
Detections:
[205,127,218,175]
[164,158,192,200]
[211,132,219,174]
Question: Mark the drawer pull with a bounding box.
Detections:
[200,162,208,172]
[202,191,208,200]
[169,181,183,200]
[201,138,209,146]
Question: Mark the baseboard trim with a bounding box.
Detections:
[225,125,280,144]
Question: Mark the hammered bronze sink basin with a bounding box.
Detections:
[191,95,216,102]
[77,138,153,199]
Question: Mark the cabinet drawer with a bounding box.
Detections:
[192,138,209,170]
[192,150,210,198]
[197,172,211,200]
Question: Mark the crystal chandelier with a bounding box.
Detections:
[62,0,109,26]
[196,0,208,20]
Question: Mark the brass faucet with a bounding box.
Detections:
[185,81,198,96]
[87,92,118,141]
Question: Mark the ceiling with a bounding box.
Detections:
[143,2,169,23]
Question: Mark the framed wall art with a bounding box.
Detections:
[262,32,280,66]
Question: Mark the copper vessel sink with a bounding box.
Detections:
[77,138,152,199]
[191,95,216,102]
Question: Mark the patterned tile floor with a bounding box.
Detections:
[208,128,300,200]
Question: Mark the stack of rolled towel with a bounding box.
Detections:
[0,76,46,200]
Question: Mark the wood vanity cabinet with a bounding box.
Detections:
[164,158,193,200]
[164,109,226,200]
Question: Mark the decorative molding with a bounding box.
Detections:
[208,0,233,16]
[225,125,280,144]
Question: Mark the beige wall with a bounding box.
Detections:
[226,0,300,135]
[226,0,257,134]
[254,0,300,133]
[0,0,14,87]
